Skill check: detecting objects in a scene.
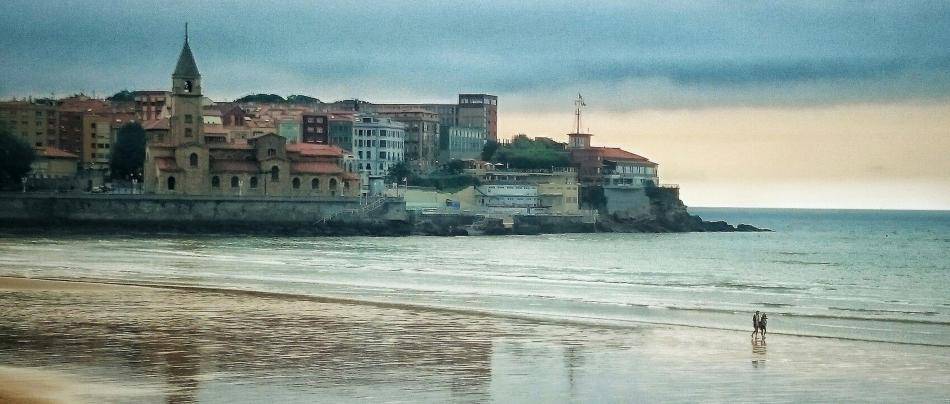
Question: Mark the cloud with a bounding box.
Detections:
[2,0,949,109]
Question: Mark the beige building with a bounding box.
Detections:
[144,31,359,197]
[0,101,57,148]
[30,147,79,179]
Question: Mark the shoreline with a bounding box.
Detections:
[1,276,939,348]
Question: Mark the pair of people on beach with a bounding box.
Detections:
[751,311,768,338]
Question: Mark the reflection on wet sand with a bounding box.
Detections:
[751,339,767,368]
[2,277,949,403]
[0,280,504,402]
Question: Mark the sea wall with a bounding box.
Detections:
[513,214,595,234]
[0,193,408,235]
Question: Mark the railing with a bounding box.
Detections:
[317,195,389,225]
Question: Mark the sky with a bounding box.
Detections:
[2,1,949,209]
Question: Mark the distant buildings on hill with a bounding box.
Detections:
[2,28,661,208]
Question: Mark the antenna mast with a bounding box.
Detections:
[574,93,586,134]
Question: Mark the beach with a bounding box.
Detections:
[1,275,947,403]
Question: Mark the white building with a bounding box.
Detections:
[352,114,405,195]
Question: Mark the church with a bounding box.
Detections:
[144,29,359,197]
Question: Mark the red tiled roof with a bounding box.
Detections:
[212,160,259,173]
[290,162,343,174]
[36,147,79,159]
[594,147,656,165]
[286,143,343,157]
[154,157,182,172]
[143,118,170,130]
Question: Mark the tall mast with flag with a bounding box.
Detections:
[574,93,586,134]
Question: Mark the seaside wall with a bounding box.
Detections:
[513,214,595,234]
[0,193,407,229]
[603,187,651,219]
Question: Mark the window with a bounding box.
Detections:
[329,178,338,191]
[267,148,276,157]
[380,130,387,137]
[311,178,319,189]
[167,176,176,190]
[292,177,300,189]
[189,153,198,167]
[358,151,363,159]
[185,114,193,124]
[380,140,387,147]
[379,151,386,159]
[231,176,239,188]
[185,128,193,137]
[250,177,258,188]
[211,176,220,188]
[270,166,279,182]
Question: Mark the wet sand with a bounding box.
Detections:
[1,276,948,403]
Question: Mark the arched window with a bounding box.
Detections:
[230,176,239,188]
[292,177,300,189]
[270,166,280,182]
[329,178,338,191]
[250,177,258,188]
[343,180,350,190]
[189,153,198,167]
[311,178,319,190]
[167,176,176,190]
[211,176,220,188]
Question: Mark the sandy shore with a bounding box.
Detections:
[1,276,948,403]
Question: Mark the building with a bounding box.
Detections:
[352,114,405,177]
[567,132,658,187]
[133,91,170,121]
[439,125,487,161]
[144,29,358,197]
[378,109,439,170]
[0,101,58,148]
[301,114,329,144]
[476,168,579,214]
[327,113,354,151]
[457,94,497,142]
[278,119,302,143]
[30,147,79,179]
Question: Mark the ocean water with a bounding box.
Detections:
[1,208,947,346]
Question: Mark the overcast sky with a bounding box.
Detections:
[2,1,949,209]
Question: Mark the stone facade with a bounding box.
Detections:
[144,30,359,198]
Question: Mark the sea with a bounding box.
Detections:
[0,208,948,402]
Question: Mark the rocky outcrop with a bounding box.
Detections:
[596,187,770,233]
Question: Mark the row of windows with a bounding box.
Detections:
[356,139,403,148]
[207,175,343,190]
[357,151,402,160]
[355,129,403,138]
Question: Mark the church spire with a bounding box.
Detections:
[173,23,200,78]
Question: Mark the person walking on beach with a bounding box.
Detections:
[758,313,768,338]
[751,311,761,338]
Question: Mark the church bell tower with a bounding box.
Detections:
[169,24,203,145]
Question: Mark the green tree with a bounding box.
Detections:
[385,161,411,184]
[235,94,286,103]
[107,90,135,102]
[111,122,146,180]
[443,159,466,175]
[480,140,499,161]
[0,128,36,190]
[286,94,321,104]
[491,136,570,169]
